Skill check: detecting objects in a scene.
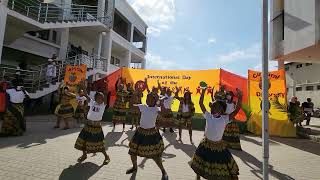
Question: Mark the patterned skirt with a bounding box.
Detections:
[74,121,105,153]
[129,108,140,125]
[129,127,164,158]
[74,106,86,119]
[178,112,193,129]
[190,138,239,180]
[55,103,74,119]
[222,122,242,150]
[156,109,178,128]
[0,103,25,136]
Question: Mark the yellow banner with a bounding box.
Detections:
[64,64,87,86]
[122,68,220,113]
[247,69,296,137]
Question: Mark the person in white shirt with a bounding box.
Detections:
[126,93,168,180]
[74,80,110,166]
[157,81,176,133]
[190,86,242,180]
[46,58,57,85]
[175,88,195,143]
[222,91,242,150]
[0,79,29,136]
[74,89,87,127]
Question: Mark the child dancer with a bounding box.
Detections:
[54,84,76,130]
[175,88,195,143]
[128,85,143,130]
[74,89,87,128]
[190,87,242,180]
[157,82,175,133]
[112,77,129,130]
[126,93,168,180]
[75,80,110,165]
[222,91,242,150]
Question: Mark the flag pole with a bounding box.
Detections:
[262,0,269,179]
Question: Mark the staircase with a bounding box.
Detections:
[6,0,113,29]
[0,54,115,99]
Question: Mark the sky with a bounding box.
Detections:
[128,0,278,76]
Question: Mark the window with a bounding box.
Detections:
[285,66,289,71]
[306,86,314,91]
[296,64,302,68]
[52,30,57,43]
[317,85,320,90]
[296,87,302,91]
[306,63,312,66]
[110,56,120,66]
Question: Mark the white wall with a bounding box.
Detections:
[6,35,60,58]
[115,0,147,36]
[284,0,316,55]
[69,32,98,54]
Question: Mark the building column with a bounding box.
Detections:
[122,50,131,67]
[58,28,69,61]
[0,3,8,64]
[98,0,106,19]
[278,60,285,70]
[141,58,146,69]
[130,24,134,43]
[101,31,112,72]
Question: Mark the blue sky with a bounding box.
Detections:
[128,0,277,76]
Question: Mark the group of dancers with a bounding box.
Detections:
[1,76,244,179]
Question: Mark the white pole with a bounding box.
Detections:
[262,0,269,180]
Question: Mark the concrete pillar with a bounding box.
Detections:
[278,60,285,70]
[141,58,146,69]
[58,28,69,61]
[97,32,103,58]
[98,0,106,19]
[130,24,134,43]
[101,31,112,72]
[121,50,131,67]
[0,3,8,64]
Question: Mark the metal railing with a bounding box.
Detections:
[0,53,108,95]
[7,0,113,27]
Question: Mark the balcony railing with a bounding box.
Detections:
[7,0,113,27]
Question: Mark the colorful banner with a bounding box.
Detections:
[64,65,87,86]
[247,69,296,137]
[121,68,221,114]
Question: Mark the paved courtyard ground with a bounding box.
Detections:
[0,116,320,180]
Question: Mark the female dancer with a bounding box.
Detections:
[0,79,29,136]
[75,80,110,165]
[175,88,195,143]
[190,87,242,180]
[54,84,76,130]
[112,77,129,130]
[74,89,87,127]
[157,82,175,133]
[128,84,143,130]
[222,91,242,150]
[126,93,168,180]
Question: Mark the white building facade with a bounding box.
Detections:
[0,0,147,98]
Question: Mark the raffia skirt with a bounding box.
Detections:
[129,107,140,125]
[190,138,239,180]
[0,103,25,136]
[178,112,193,129]
[55,103,74,119]
[222,122,242,150]
[156,109,178,128]
[128,127,164,158]
[74,121,105,153]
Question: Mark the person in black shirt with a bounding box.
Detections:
[302,98,314,126]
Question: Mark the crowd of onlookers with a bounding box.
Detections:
[288,96,315,126]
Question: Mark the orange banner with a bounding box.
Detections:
[247,69,296,137]
[64,65,87,86]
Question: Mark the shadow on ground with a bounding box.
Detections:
[232,150,295,180]
[59,162,102,180]
[0,121,81,149]
[271,137,320,156]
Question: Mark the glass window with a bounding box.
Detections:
[296,87,302,91]
[306,63,312,66]
[306,86,314,91]
[296,64,302,68]
[317,85,320,90]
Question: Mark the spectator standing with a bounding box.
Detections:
[302,98,314,126]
